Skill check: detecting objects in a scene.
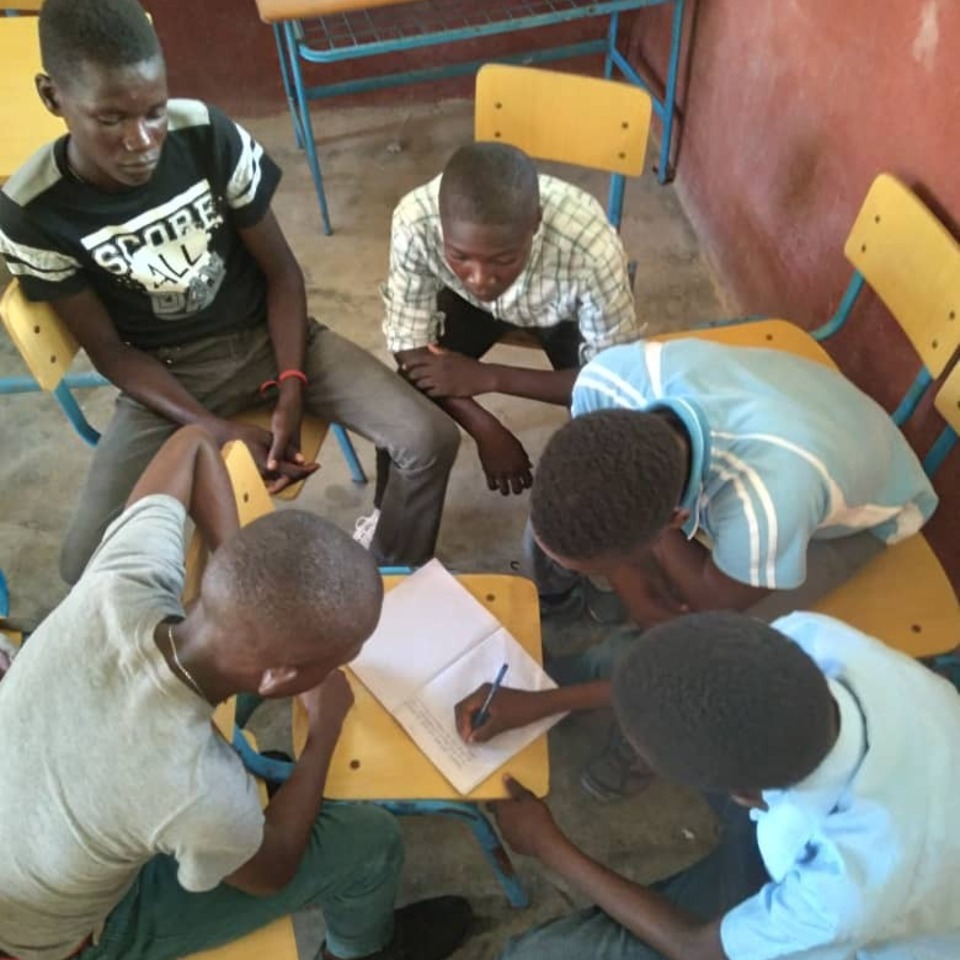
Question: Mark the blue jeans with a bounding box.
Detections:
[500,798,768,960]
[80,803,403,960]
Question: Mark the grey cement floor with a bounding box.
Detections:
[0,100,728,958]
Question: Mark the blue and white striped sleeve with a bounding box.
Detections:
[207,105,281,227]
[571,344,654,417]
[707,457,825,591]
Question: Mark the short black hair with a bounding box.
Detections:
[40,0,162,84]
[612,612,837,792]
[531,409,685,561]
[439,143,539,229]
[203,510,384,656]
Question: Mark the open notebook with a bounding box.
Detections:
[350,560,561,795]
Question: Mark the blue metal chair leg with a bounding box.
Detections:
[331,423,367,485]
[282,21,334,235]
[379,800,529,908]
[656,0,686,184]
[603,11,620,79]
[273,22,305,150]
[53,381,100,447]
[0,569,9,620]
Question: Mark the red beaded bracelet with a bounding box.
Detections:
[258,369,308,395]
[278,369,308,386]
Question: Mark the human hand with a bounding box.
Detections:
[491,776,566,859]
[298,669,355,734]
[455,684,548,743]
[223,419,318,495]
[474,421,533,495]
[402,345,496,398]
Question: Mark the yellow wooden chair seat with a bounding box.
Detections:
[653,319,837,369]
[184,917,299,960]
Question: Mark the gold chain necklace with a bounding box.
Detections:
[167,624,206,700]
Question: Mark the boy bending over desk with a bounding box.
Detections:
[502,337,937,800]
[0,0,459,583]
[471,612,960,960]
[0,426,471,960]
[368,140,640,531]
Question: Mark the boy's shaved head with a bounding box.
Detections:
[613,612,837,792]
[40,0,161,86]
[439,143,540,229]
[201,511,383,659]
[532,410,686,562]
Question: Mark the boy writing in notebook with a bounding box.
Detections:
[0,425,471,960]
[0,0,458,583]
[473,336,937,799]
[479,612,960,960]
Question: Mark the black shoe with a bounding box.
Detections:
[388,896,472,960]
[323,896,473,960]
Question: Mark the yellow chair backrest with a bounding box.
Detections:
[845,173,960,377]
[2,1,45,10]
[0,15,65,182]
[475,64,652,177]
[934,359,960,433]
[0,279,79,390]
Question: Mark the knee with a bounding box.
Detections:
[325,804,404,880]
[397,406,460,472]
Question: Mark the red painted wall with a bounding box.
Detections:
[627,0,960,588]
[148,0,959,589]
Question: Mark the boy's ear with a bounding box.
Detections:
[669,507,691,529]
[257,665,299,698]
[35,74,62,117]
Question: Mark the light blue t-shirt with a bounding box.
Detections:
[572,340,938,589]
[720,612,960,959]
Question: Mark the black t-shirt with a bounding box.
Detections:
[0,99,281,349]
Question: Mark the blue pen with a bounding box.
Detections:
[472,662,509,731]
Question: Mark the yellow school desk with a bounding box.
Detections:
[254,0,688,234]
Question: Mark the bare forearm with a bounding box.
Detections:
[239,725,339,892]
[127,426,239,551]
[538,836,725,960]
[265,269,307,373]
[527,682,611,721]
[486,364,578,405]
[94,344,226,437]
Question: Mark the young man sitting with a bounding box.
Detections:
[0,0,459,583]
[0,425,471,960]
[475,612,960,960]
[527,337,937,626]
[377,141,641,503]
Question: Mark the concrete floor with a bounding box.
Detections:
[0,100,728,958]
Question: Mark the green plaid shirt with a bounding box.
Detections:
[382,174,642,361]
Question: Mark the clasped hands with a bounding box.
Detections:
[217,386,318,494]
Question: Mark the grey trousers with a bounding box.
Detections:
[524,523,885,624]
[60,323,460,583]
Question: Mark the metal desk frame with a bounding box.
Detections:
[266,0,687,234]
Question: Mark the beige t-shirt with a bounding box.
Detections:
[0,496,264,960]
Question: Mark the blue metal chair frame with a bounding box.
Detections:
[692,269,945,433]
[270,0,687,234]
[0,368,367,482]
[231,716,529,908]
